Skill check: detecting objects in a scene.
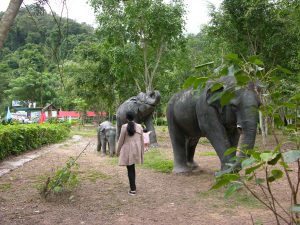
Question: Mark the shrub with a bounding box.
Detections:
[155,117,168,126]
[0,123,71,160]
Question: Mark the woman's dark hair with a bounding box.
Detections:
[126,111,135,136]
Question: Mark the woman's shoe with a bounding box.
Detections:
[128,190,136,196]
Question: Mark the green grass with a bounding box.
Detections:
[198,188,262,209]
[0,183,12,191]
[70,127,97,137]
[107,157,118,166]
[196,151,217,156]
[198,138,211,145]
[108,149,173,173]
[140,149,173,173]
[83,170,111,182]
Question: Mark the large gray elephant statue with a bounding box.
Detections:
[167,76,260,173]
[116,91,161,146]
[97,121,116,157]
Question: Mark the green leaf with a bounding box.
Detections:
[193,77,209,89]
[224,183,240,198]
[195,61,214,69]
[268,153,281,165]
[276,65,293,75]
[220,91,235,106]
[207,91,223,104]
[245,163,263,175]
[183,76,209,89]
[255,178,265,184]
[260,152,273,162]
[224,147,237,156]
[211,178,231,190]
[211,82,223,92]
[183,76,197,89]
[280,161,289,169]
[249,56,264,65]
[289,92,300,101]
[267,176,276,182]
[235,71,250,86]
[271,169,283,179]
[241,157,256,169]
[291,204,300,212]
[224,53,242,64]
[283,150,300,164]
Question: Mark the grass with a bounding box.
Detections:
[198,138,211,145]
[198,188,262,209]
[107,149,173,173]
[69,127,97,137]
[140,149,173,173]
[0,183,12,191]
[196,151,217,156]
[83,170,111,182]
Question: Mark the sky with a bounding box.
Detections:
[0,0,222,34]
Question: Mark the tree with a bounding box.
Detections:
[90,0,186,91]
[0,0,23,49]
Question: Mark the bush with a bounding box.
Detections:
[0,123,71,160]
[155,117,168,126]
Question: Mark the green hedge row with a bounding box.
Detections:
[0,123,71,160]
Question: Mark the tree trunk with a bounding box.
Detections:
[0,0,23,49]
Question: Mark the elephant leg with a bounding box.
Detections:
[116,119,122,141]
[168,124,191,173]
[108,141,114,157]
[97,131,101,152]
[145,117,158,147]
[186,137,200,170]
[205,127,232,171]
[100,136,107,156]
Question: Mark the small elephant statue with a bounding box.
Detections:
[116,90,161,146]
[167,76,260,173]
[97,121,116,157]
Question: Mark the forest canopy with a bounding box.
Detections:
[0,0,299,117]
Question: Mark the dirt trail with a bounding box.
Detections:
[0,128,281,225]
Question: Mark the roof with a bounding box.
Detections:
[42,103,58,112]
[57,111,107,118]
[58,111,79,118]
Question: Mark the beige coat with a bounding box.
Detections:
[116,123,144,166]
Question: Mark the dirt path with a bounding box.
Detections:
[0,127,284,225]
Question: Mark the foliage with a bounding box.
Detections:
[0,123,70,160]
[41,142,90,198]
[41,157,79,197]
[89,0,186,92]
[0,4,94,111]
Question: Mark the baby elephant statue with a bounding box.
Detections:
[97,121,116,157]
[167,76,260,174]
[116,90,161,147]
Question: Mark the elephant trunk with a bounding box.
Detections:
[239,113,258,158]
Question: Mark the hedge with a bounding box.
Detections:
[0,123,71,160]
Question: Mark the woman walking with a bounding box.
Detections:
[116,112,144,196]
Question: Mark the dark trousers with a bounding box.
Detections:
[126,164,136,191]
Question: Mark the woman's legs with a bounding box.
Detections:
[126,164,136,191]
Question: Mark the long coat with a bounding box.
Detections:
[116,123,144,166]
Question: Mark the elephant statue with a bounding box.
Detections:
[167,76,260,173]
[97,121,116,157]
[116,90,161,146]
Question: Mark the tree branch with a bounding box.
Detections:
[0,0,23,49]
